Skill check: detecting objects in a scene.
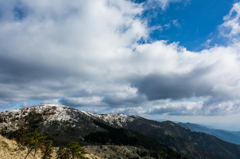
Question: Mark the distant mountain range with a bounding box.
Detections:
[1,104,240,159]
[177,122,240,145]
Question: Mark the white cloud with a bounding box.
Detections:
[148,100,240,116]
[21,101,29,108]
[61,96,105,107]
[172,19,181,28]
[41,99,61,105]
[220,2,240,41]
[147,0,181,10]
[163,19,181,30]
[201,39,213,48]
[164,23,171,29]
[83,107,110,114]
[115,106,147,115]
[0,0,148,103]
[1,0,240,117]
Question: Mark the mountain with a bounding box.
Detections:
[231,131,240,137]
[1,104,240,159]
[0,104,185,159]
[86,113,240,159]
[177,122,240,145]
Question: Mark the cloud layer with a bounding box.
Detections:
[1,0,240,116]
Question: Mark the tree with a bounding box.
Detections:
[15,125,29,146]
[40,140,53,159]
[24,130,47,159]
[56,142,88,159]
[24,111,44,132]
[66,142,88,159]
[56,145,70,159]
[14,127,54,159]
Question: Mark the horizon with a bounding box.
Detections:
[1,0,240,131]
[0,103,239,131]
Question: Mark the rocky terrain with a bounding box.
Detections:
[0,133,49,159]
[1,104,240,159]
[0,134,103,159]
[0,133,178,159]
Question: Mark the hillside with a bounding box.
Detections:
[1,104,240,159]
[178,122,240,145]
[0,134,103,159]
[0,104,185,159]
[0,133,180,159]
[86,110,240,159]
[0,134,46,159]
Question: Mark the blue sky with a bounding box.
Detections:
[137,0,236,51]
[1,0,240,130]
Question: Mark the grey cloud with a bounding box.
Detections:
[60,93,147,108]
[145,98,240,116]
[0,0,146,104]
[60,98,86,107]
[149,106,194,116]
[115,106,147,115]
[60,96,105,107]
[41,99,60,105]
[101,94,147,107]
[131,67,214,101]
[1,0,240,118]
[0,100,16,109]
[201,98,240,116]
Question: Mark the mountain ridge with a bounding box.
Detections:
[1,104,240,159]
[177,122,240,145]
[0,104,185,159]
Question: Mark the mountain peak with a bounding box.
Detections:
[1,106,240,159]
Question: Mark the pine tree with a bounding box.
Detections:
[41,140,53,159]
[66,142,88,159]
[24,130,47,159]
[56,142,88,159]
[15,125,29,146]
[56,145,70,159]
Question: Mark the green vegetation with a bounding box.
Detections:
[57,142,88,159]
[24,130,48,159]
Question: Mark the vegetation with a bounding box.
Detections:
[0,134,43,159]
[11,116,88,159]
[57,142,88,159]
[0,107,186,159]
[84,120,186,159]
[24,130,47,159]
[14,125,52,159]
[5,105,239,159]
[41,140,53,159]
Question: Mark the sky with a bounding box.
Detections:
[1,0,240,130]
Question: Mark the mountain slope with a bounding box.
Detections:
[86,111,240,159]
[0,104,105,145]
[0,104,185,159]
[1,104,240,159]
[0,134,44,159]
[178,122,240,145]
